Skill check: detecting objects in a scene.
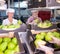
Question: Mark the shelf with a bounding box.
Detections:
[28,6,60,10]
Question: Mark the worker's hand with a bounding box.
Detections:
[37,45,54,54]
[49,36,60,44]
[28,20,38,25]
[36,41,54,54]
[9,32,14,38]
[31,21,37,25]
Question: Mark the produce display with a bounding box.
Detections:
[0,37,20,54]
[34,31,60,48]
[0,20,22,30]
[37,20,52,28]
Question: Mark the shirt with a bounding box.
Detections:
[26,16,42,24]
[2,18,18,25]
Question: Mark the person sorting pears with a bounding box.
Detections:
[35,35,60,54]
[26,9,42,24]
[2,8,18,25]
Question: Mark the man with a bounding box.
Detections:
[26,9,42,24]
[2,8,17,25]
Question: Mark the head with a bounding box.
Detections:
[31,10,39,18]
[0,0,5,5]
[6,8,15,18]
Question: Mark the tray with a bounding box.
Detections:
[31,24,57,30]
[0,23,27,33]
[0,32,25,54]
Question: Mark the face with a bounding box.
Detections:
[32,11,39,17]
[8,12,14,18]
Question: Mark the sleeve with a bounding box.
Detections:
[13,20,18,25]
[2,20,6,25]
[26,17,33,24]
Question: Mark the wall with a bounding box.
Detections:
[47,0,60,7]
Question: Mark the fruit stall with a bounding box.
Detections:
[1,0,60,54]
[0,20,27,32]
[0,20,28,54]
[0,32,26,54]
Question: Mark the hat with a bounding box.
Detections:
[6,8,15,14]
[0,0,5,3]
[31,10,39,13]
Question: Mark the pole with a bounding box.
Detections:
[12,0,14,7]
[8,0,10,8]
[18,0,20,18]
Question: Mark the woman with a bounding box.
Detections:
[2,8,17,25]
[26,9,42,24]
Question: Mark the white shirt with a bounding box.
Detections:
[2,18,18,25]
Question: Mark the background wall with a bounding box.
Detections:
[47,0,60,7]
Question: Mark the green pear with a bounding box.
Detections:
[12,38,18,45]
[38,23,42,27]
[0,51,4,54]
[45,32,53,41]
[18,20,22,25]
[43,22,47,27]
[14,45,20,52]
[0,25,3,29]
[53,32,60,38]
[2,25,7,29]
[8,42,15,50]
[4,49,14,54]
[8,24,15,28]
[40,32,46,36]
[34,19,39,23]
[0,38,2,44]
[35,33,44,40]
[3,38,11,43]
[45,35,52,41]
[34,39,46,48]
[0,42,7,51]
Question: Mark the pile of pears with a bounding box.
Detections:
[37,20,52,28]
[0,37,20,54]
[0,20,22,30]
[34,31,60,48]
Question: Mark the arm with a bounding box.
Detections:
[26,17,33,24]
[37,41,54,54]
[49,36,60,46]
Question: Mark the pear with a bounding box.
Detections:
[45,32,53,41]
[35,33,45,40]
[34,39,46,48]
[18,20,22,25]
